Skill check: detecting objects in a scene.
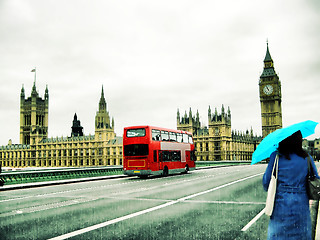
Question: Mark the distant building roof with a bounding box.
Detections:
[0,144,30,150]
[107,136,123,145]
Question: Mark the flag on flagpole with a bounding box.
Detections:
[31,68,36,72]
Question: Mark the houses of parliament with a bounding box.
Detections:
[0,44,282,168]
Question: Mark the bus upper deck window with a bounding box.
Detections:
[177,133,183,143]
[152,129,161,141]
[188,135,193,144]
[169,132,177,142]
[161,131,169,141]
[182,134,189,143]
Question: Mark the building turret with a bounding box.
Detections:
[20,80,49,145]
[31,81,38,98]
[177,109,180,125]
[45,85,49,101]
[95,86,115,141]
[196,110,200,125]
[71,113,84,137]
[20,85,25,99]
[177,108,201,135]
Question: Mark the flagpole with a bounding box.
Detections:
[34,67,36,84]
[31,67,36,85]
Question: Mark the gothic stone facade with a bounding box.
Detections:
[0,85,122,168]
[177,106,262,161]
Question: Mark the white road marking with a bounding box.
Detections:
[0,198,98,218]
[49,172,263,240]
[241,207,266,232]
[48,200,179,240]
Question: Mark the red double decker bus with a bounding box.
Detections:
[123,126,196,177]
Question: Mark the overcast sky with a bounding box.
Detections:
[1,0,320,145]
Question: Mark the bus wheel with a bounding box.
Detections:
[163,167,168,177]
[184,165,189,174]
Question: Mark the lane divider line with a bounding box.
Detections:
[48,200,179,240]
[49,172,263,240]
[241,207,266,232]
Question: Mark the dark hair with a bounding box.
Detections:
[278,130,308,160]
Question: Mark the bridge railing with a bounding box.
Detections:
[0,166,123,185]
[0,161,253,185]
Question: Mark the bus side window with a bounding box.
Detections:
[188,135,193,144]
[177,133,183,143]
[161,131,169,141]
[158,151,162,162]
[154,150,157,162]
[172,151,181,161]
[182,134,189,143]
[169,132,177,142]
[152,129,161,141]
[161,151,171,161]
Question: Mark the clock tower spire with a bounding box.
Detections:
[259,42,283,138]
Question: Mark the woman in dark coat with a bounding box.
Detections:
[263,131,319,240]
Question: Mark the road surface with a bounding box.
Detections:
[0,164,268,239]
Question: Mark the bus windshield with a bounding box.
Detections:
[126,128,146,137]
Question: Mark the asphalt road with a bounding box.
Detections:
[0,165,269,240]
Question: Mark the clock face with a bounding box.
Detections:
[263,85,273,95]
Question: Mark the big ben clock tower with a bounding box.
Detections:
[259,42,283,138]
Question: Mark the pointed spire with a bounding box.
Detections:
[45,84,49,100]
[99,85,107,111]
[264,41,273,62]
[31,80,38,97]
[221,104,225,115]
[261,41,277,78]
[214,107,218,121]
[20,84,25,98]
[101,85,104,97]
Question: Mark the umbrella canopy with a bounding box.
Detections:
[251,120,319,165]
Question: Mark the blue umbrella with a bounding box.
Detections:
[251,120,319,165]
